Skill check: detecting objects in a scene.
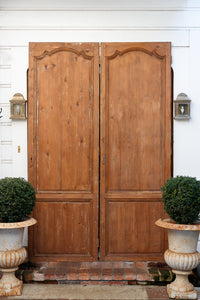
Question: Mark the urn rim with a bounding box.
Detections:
[155,218,200,231]
[0,217,37,229]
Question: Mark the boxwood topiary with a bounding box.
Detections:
[161,176,200,224]
[0,177,36,223]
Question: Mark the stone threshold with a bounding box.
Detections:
[0,284,172,300]
[14,261,174,285]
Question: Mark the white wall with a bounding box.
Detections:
[0,1,200,179]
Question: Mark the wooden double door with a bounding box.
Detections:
[28,42,172,261]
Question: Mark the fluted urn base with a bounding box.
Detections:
[155,218,200,300]
[0,247,26,296]
[0,267,23,296]
[167,270,197,299]
[0,218,37,296]
[164,249,200,299]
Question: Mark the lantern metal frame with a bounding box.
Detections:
[174,93,191,120]
[10,93,27,120]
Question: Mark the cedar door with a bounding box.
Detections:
[100,43,172,261]
[28,43,99,261]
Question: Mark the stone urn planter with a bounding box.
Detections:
[0,218,37,296]
[156,176,200,299]
[0,177,36,296]
[156,218,200,299]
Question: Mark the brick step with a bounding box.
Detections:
[14,261,174,285]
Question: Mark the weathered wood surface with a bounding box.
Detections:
[28,43,99,261]
[28,42,171,261]
[100,42,172,260]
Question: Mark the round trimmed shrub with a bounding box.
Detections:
[0,177,36,223]
[161,176,200,224]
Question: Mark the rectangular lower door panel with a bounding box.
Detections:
[105,201,164,257]
[33,201,93,256]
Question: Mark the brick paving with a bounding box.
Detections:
[146,286,169,299]
[13,261,174,285]
[0,263,199,300]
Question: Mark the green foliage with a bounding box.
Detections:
[161,176,200,224]
[0,177,36,223]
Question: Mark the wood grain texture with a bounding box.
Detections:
[29,42,171,261]
[28,43,99,261]
[100,42,172,261]
[35,202,91,254]
[106,201,164,254]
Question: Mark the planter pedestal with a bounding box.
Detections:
[0,218,36,296]
[167,270,197,299]
[0,247,26,296]
[0,267,23,296]
[156,218,200,300]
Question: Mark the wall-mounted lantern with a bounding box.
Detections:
[10,93,26,120]
[174,93,191,120]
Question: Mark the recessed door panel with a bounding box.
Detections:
[100,42,171,261]
[28,43,99,261]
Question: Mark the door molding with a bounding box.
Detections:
[100,42,172,261]
[28,42,99,261]
[28,42,172,262]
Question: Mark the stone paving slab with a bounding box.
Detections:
[0,284,200,300]
[2,284,200,300]
[0,284,148,299]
